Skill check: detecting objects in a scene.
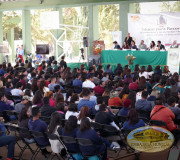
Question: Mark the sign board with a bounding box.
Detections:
[128,13,180,47]
[40,11,59,30]
[0,44,9,53]
[112,31,122,48]
[127,126,174,153]
[167,48,180,74]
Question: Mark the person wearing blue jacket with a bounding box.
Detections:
[60,116,83,160]
[123,108,145,131]
[135,91,151,111]
[76,118,117,160]
[28,107,50,155]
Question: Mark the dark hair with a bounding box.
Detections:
[38,80,47,94]
[80,117,91,132]
[140,66,146,74]
[157,40,161,44]
[133,76,138,83]
[18,106,30,122]
[32,90,43,105]
[127,91,136,108]
[82,88,91,97]
[64,116,78,134]
[147,65,153,72]
[154,75,161,83]
[70,94,79,104]
[31,107,40,117]
[127,108,139,125]
[16,82,23,88]
[119,85,129,99]
[55,93,64,107]
[107,64,111,69]
[150,41,155,48]
[167,96,176,106]
[99,104,107,112]
[56,103,64,112]
[142,91,148,99]
[6,82,12,88]
[24,89,31,97]
[54,85,60,93]
[97,96,104,104]
[43,97,49,105]
[68,103,78,112]
[155,97,163,105]
[78,106,89,121]
[48,112,63,134]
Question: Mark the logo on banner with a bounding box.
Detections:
[127,126,174,153]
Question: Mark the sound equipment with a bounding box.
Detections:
[36,44,49,54]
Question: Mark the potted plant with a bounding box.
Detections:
[126,54,136,65]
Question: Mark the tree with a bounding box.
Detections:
[160,2,180,12]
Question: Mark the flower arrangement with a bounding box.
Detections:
[126,53,136,65]
[93,44,102,55]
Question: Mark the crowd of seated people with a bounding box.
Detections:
[0,57,180,159]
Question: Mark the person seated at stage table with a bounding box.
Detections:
[148,41,156,50]
[124,33,133,46]
[138,40,147,50]
[130,40,138,50]
[170,40,179,48]
[122,42,130,49]
[157,41,165,50]
[113,41,121,50]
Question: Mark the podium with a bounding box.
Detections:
[93,41,105,55]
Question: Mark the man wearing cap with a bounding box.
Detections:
[15,96,32,113]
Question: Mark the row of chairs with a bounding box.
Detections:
[4,123,121,160]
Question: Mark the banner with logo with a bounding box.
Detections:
[167,48,180,74]
[128,12,180,47]
[112,31,122,48]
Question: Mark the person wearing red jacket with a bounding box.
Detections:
[150,97,177,132]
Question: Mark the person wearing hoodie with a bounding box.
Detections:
[108,90,122,107]
[40,97,56,118]
[28,107,50,154]
[135,91,151,112]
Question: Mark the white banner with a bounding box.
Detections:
[167,48,180,74]
[128,13,180,47]
[112,31,122,48]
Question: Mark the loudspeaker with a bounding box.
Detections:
[88,55,101,67]
[83,37,88,47]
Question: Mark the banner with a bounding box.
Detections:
[167,48,180,74]
[112,31,122,48]
[128,13,180,47]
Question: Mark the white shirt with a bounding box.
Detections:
[139,71,148,79]
[82,80,95,89]
[43,87,50,93]
[11,89,23,96]
[136,92,142,101]
[147,71,154,77]
[65,111,79,120]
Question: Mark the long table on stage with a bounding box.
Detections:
[101,50,168,71]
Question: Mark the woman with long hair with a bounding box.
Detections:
[32,90,43,107]
[44,91,55,107]
[147,65,154,77]
[18,106,34,142]
[119,85,130,102]
[61,116,83,160]
[39,80,50,94]
[70,94,79,104]
[139,66,148,79]
[162,66,171,77]
[48,112,66,155]
[102,89,110,106]
[78,106,91,124]
[55,93,65,108]
[123,108,145,130]
[149,41,156,50]
[124,73,133,84]
[31,78,38,94]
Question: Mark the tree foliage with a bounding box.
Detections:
[160,2,180,12]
